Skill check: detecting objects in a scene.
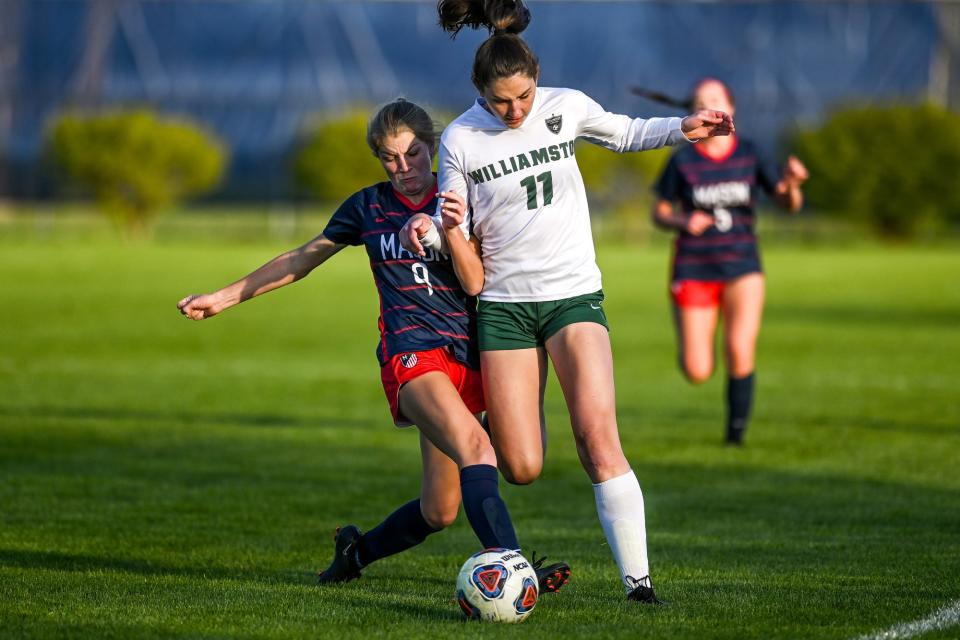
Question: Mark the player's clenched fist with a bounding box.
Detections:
[684,210,715,236]
[400,213,435,257]
[681,109,735,141]
[177,293,222,320]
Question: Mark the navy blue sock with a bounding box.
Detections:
[460,464,520,550]
[726,372,755,444]
[356,499,440,567]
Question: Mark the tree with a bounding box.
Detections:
[293,110,386,202]
[792,104,960,237]
[49,109,227,236]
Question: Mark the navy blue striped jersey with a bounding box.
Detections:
[321,180,478,369]
[654,137,781,282]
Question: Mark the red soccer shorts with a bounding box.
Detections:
[380,346,485,427]
[670,280,726,308]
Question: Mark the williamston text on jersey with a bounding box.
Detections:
[468,139,577,184]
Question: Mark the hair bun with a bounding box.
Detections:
[493,2,530,34]
[439,0,531,38]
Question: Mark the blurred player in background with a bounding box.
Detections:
[651,78,808,445]
[402,0,733,603]
[177,99,569,592]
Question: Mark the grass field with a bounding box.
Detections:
[1,230,958,639]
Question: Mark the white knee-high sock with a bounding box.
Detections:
[593,469,651,593]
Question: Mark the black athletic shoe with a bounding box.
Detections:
[626,575,666,605]
[530,551,571,594]
[725,420,746,446]
[316,525,363,585]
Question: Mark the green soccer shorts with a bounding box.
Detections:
[477,290,609,351]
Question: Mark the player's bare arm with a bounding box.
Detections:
[651,199,714,236]
[774,155,809,212]
[177,234,345,320]
[681,109,735,141]
[439,190,484,296]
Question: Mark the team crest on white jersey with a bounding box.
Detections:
[400,353,418,368]
[545,114,562,134]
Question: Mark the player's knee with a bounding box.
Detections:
[681,359,713,384]
[727,353,755,378]
[459,428,497,467]
[421,503,458,530]
[500,455,542,485]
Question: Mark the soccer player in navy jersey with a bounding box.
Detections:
[652,79,808,445]
[177,99,569,592]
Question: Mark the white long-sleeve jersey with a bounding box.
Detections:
[435,86,688,302]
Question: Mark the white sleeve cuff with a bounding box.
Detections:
[668,117,696,145]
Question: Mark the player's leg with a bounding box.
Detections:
[480,348,549,485]
[400,370,520,551]
[673,300,720,385]
[721,272,765,445]
[319,348,508,584]
[316,428,458,584]
[406,367,570,593]
[353,430,460,568]
[417,429,463,530]
[545,320,661,603]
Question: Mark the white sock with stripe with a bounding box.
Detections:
[593,469,651,594]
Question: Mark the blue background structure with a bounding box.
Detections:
[0,1,940,198]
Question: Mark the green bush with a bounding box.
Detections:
[48,109,226,237]
[293,110,387,202]
[792,103,960,237]
[576,141,672,240]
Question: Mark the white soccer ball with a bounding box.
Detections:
[455,548,539,623]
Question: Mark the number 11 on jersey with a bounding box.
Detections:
[520,171,553,210]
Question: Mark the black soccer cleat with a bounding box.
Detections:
[725,419,747,446]
[316,524,363,585]
[626,575,666,605]
[530,551,571,594]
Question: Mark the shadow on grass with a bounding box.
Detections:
[787,412,960,436]
[0,404,373,430]
[0,548,291,585]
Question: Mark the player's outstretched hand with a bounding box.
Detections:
[177,293,222,320]
[685,210,715,236]
[400,213,434,257]
[681,110,735,141]
[439,191,467,230]
[783,155,809,186]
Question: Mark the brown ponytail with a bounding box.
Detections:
[438,0,538,92]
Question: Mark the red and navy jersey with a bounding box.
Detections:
[322,180,478,369]
[655,137,781,282]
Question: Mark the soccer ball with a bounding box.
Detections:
[455,548,539,623]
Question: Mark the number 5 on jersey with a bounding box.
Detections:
[520,171,553,210]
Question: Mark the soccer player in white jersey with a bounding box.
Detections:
[400,0,734,604]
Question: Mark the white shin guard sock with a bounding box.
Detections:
[592,469,651,594]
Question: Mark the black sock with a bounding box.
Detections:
[460,464,520,550]
[356,499,440,567]
[726,372,755,444]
